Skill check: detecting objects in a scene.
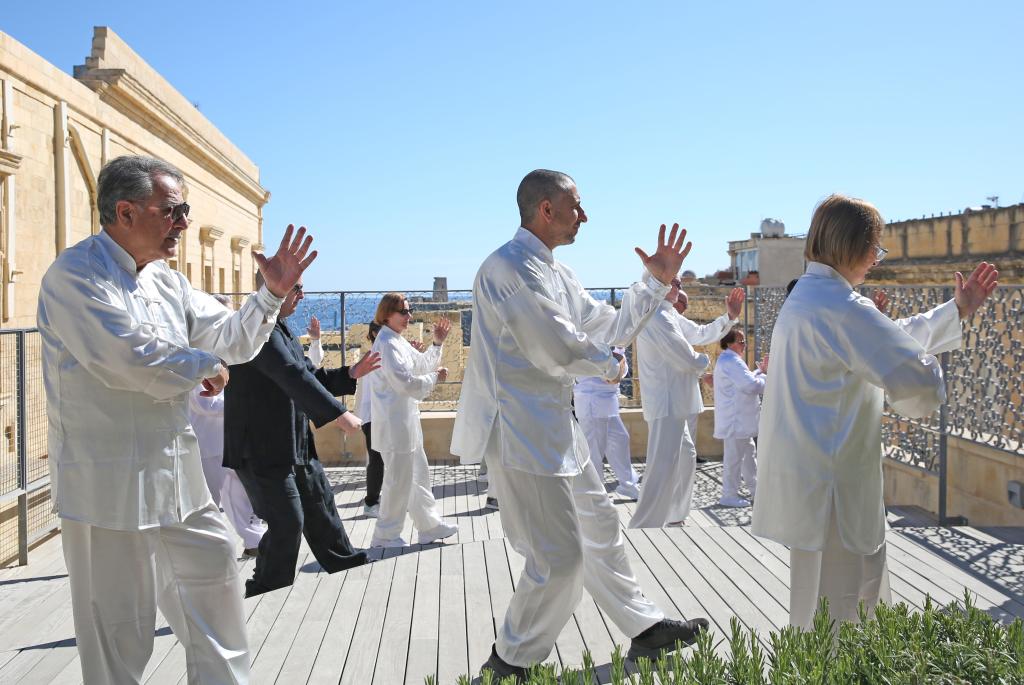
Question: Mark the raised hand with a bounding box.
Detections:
[436,367,449,383]
[726,288,745,320]
[409,340,427,353]
[700,372,714,388]
[349,350,382,379]
[757,354,769,374]
[433,317,452,344]
[254,224,317,298]
[872,290,890,316]
[307,315,321,340]
[955,262,999,320]
[634,223,692,285]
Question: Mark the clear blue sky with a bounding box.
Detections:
[5,2,1023,291]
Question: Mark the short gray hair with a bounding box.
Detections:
[97,155,186,227]
[516,169,575,225]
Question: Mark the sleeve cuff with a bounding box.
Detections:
[643,273,671,296]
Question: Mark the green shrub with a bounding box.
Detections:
[440,592,1024,684]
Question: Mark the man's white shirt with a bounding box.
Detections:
[37,231,282,530]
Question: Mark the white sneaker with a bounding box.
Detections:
[370,536,408,548]
[718,496,752,508]
[363,503,380,518]
[416,522,459,545]
[614,484,640,500]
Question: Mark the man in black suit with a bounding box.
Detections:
[225,276,381,597]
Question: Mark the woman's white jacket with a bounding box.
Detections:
[712,348,765,439]
[369,325,442,453]
[751,262,961,555]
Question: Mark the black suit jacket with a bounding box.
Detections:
[224,320,357,469]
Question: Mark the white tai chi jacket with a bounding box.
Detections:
[675,310,735,348]
[451,228,669,476]
[369,325,442,453]
[37,231,282,531]
[637,301,711,421]
[751,262,962,554]
[574,347,627,419]
[712,349,765,439]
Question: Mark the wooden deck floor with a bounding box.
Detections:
[1,463,1022,684]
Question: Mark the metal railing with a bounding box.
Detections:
[0,329,59,567]
[751,284,1024,524]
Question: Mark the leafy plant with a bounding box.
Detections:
[443,593,1023,684]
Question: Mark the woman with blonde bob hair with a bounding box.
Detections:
[368,292,459,547]
[752,193,998,629]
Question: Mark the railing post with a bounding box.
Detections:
[339,291,347,360]
[610,288,617,308]
[16,330,28,565]
[937,284,966,526]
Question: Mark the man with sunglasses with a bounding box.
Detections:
[223,274,381,598]
[37,155,318,683]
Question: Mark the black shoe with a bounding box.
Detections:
[696,457,708,464]
[627,617,709,660]
[485,497,499,510]
[480,644,528,683]
[332,551,368,572]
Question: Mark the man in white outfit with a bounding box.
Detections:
[573,346,640,500]
[452,169,708,680]
[629,279,712,528]
[37,155,316,684]
[672,287,744,463]
[711,328,766,508]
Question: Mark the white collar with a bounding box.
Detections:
[513,227,555,265]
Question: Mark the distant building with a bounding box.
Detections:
[727,218,806,287]
[870,204,1023,285]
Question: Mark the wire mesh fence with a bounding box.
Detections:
[0,329,59,568]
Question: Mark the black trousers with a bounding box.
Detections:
[362,422,385,506]
[235,458,365,597]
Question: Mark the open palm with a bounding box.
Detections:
[255,224,317,297]
[634,223,692,285]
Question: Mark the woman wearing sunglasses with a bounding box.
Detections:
[368,293,459,547]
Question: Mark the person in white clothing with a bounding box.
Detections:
[629,278,711,528]
[188,293,267,556]
[672,286,744,464]
[752,193,998,630]
[189,384,267,556]
[369,293,459,547]
[711,328,767,507]
[37,155,316,684]
[452,169,708,680]
[573,346,639,500]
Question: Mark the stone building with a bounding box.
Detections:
[870,204,1024,285]
[0,27,268,565]
[727,218,806,287]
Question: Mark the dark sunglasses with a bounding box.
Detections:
[136,200,190,222]
[397,308,414,316]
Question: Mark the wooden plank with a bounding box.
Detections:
[372,552,420,685]
[249,560,324,683]
[461,542,494,676]
[405,546,442,684]
[306,558,374,684]
[681,527,788,628]
[336,553,398,684]
[435,544,469,685]
[274,566,348,685]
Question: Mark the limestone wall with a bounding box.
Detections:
[884,437,1024,527]
[872,204,1023,284]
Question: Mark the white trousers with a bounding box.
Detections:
[373,444,444,541]
[578,415,639,491]
[202,457,266,550]
[721,437,757,500]
[61,505,250,684]
[489,455,663,667]
[789,508,892,630]
[629,415,697,528]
